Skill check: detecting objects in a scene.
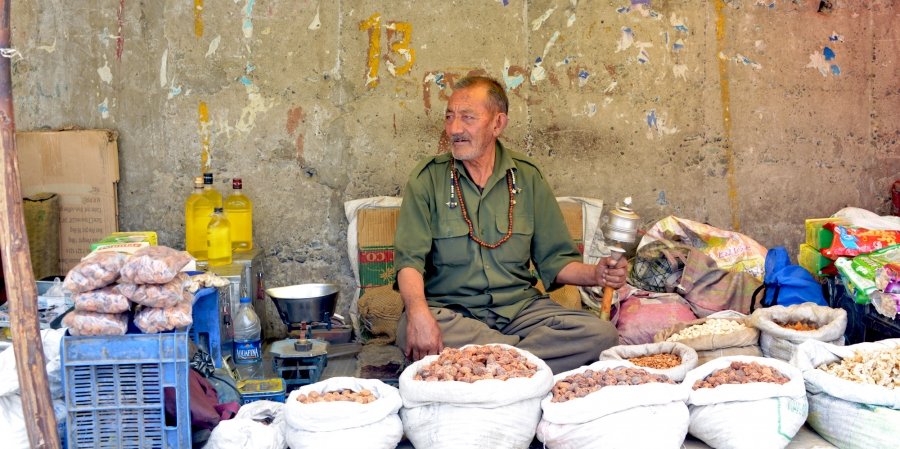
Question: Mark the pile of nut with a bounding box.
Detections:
[667,319,747,342]
[414,346,538,383]
[628,353,682,369]
[777,321,819,331]
[693,361,791,390]
[295,389,377,404]
[551,367,674,403]
[818,346,900,389]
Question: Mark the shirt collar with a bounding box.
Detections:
[453,141,516,193]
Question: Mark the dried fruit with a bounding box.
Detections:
[414,345,538,383]
[551,367,674,403]
[296,388,377,404]
[692,361,790,390]
[628,353,682,369]
[777,321,819,331]
[818,347,900,389]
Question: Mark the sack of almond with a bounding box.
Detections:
[654,311,760,364]
[399,344,553,449]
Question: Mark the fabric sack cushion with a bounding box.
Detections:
[684,356,809,449]
[679,249,761,317]
[751,304,847,361]
[357,285,404,344]
[615,287,697,345]
[599,342,699,382]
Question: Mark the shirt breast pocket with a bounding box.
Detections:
[432,218,471,266]
[495,212,534,263]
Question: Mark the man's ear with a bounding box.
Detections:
[493,112,509,137]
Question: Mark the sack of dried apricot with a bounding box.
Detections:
[750,303,847,362]
[599,341,699,382]
[537,360,689,449]
[683,356,807,449]
[399,344,553,449]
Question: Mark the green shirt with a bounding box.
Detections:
[394,142,581,327]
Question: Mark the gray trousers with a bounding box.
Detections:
[396,296,618,374]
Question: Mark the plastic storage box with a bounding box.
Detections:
[61,331,191,449]
[188,287,222,368]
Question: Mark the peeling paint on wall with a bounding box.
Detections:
[37,39,56,53]
[97,59,113,84]
[98,98,110,119]
[159,49,168,88]
[115,0,125,61]
[308,6,321,30]
[616,27,635,52]
[206,35,221,57]
[198,101,211,173]
[531,7,556,31]
[242,0,256,39]
[807,34,842,77]
[503,58,524,91]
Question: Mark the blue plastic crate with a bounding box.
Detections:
[61,331,191,449]
[188,287,222,368]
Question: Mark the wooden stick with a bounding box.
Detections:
[0,1,60,447]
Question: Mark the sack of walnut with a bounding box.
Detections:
[684,356,808,449]
[599,342,699,382]
[283,377,402,449]
[751,303,847,362]
[536,360,689,449]
[399,344,553,449]
[654,311,761,365]
[790,339,900,449]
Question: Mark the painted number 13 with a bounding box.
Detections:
[359,13,415,88]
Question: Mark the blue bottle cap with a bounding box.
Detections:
[240,297,251,303]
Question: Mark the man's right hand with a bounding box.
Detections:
[404,302,444,361]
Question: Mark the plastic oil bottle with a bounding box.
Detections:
[207,207,232,266]
[224,177,253,252]
[190,177,215,261]
[184,176,206,258]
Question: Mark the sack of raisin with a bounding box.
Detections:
[683,356,808,449]
[750,303,847,362]
[599,341,699,382]
[791,338,900,449]
[537,360,689,449]
[283,377,402,449]
[399,344,553,449]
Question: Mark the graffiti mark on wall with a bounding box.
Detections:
[116,0,125,61]
[194,0,204,38]
[360,13,415,88]
[645,109,678,139]
[198,101,211,173]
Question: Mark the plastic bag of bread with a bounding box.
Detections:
[134,294,193,334]
[118,246,192,284]
[73,285,131,314]
[63,252,129,293]
[119,273,189,308]
[63,310,128,336]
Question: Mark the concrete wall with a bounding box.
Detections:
[10,1,898,335]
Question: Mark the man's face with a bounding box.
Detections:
[444,85,506,162]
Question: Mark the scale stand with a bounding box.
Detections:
[268,336,328,393]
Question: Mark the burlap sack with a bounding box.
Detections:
[24,193,60,280]
[653,313,761,365]
[358,285,404,345]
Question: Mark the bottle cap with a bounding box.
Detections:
[194,176,204,187]
[203,173,214,185]
[232,178,243,190]
[240,297,251,303]
[214,207,224,213]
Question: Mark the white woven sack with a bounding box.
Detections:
[283,377,403,449]
[399,344,554,449]
[205,400,287,449]
[536,360,689,449]
[599,342,699,382]
[684,356,808,449]
[790,339,900,449]
[751,304,847,361]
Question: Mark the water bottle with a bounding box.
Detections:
[233,297,263,380]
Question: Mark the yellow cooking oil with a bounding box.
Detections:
[207,207,232,266]
[190,183,215,261]
[224,178,253,252]
[185,176,207,259]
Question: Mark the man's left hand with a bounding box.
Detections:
[595,255,628,289]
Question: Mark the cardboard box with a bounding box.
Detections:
[17,129,119,271]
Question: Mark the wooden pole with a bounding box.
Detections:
[0,1,61,447]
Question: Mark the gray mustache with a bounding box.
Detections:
[451,134,469,142]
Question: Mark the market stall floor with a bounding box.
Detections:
[319,352,837,449]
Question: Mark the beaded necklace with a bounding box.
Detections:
[447,162,521,249]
